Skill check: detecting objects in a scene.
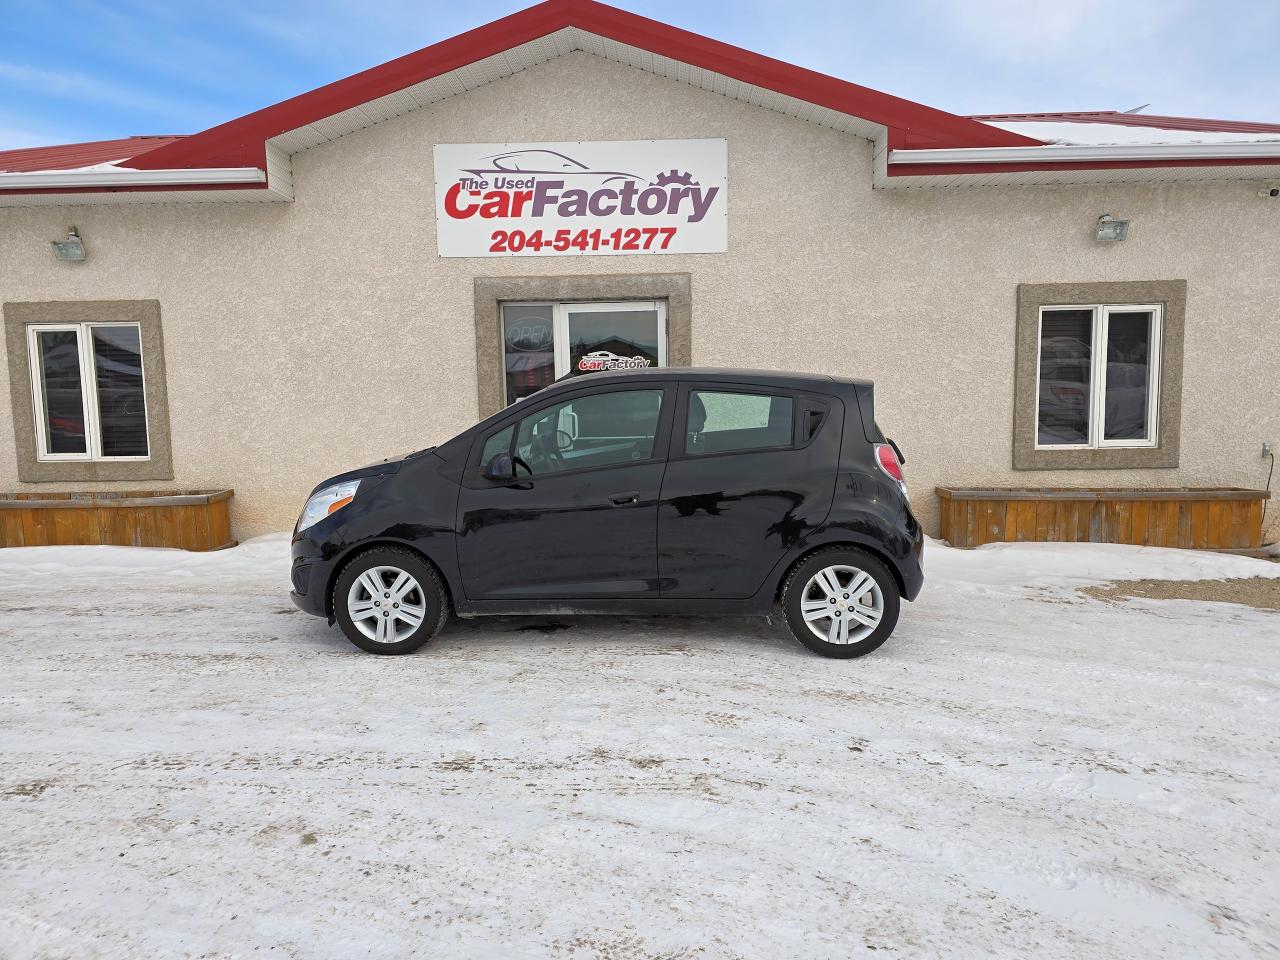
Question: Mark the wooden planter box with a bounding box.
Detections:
[0,490,234,551]
[936,487,1269,550]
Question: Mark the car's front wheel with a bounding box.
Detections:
[332,547,448,655]
[780,547,900,658]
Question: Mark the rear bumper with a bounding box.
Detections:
[902,530,924,601]
[898,508,925,602]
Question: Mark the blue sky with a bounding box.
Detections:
[2,0,1278,150]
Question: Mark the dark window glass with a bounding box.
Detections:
[515,390,663,475]
[36,329,87,454]
[479,425,514,465]
[566,308,660,377]
[503,304,554,404]
[687,391,794,455]
[1037,309,1093,445]
[92,325,148,457]
[1103,311,1153,441]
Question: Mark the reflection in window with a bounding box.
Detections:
[1035,305,1160,449]
[35,329,88,454]
[30,322,150,461]
[1103,312,1152,441]
[566,309,660,377]
[1037,309,1093,445]
[92,325,149,457]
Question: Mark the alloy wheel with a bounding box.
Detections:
[799,564,884,645]
[346,565,427,644]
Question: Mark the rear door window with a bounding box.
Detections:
[686,390,794,455]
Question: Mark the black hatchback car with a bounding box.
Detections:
[291,368,923,658]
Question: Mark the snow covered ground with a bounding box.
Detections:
[2,536,1279,960]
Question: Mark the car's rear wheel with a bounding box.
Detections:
[780,548,900,659]
[332,547,448,655]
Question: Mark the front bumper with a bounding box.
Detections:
[290,537,338,619]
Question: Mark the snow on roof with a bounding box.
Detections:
[971,111,1280,147]
[0,135,185,174]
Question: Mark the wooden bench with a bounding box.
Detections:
[936,487,1269,550]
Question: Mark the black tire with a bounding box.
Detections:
[332,546,448,655]
[780,547,901,659]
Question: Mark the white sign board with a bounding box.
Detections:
[433,139,727,257]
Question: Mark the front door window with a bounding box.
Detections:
[515,389,664,475]
[501,300,667,405]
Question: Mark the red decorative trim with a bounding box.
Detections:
[0,181,269,197]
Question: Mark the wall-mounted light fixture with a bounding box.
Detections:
[51,227,86,261]
[1095,214,1129,242]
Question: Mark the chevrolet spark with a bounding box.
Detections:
[290,369,924,659]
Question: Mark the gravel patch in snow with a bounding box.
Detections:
[1,536,1278,959]
[1083,577,1280,610]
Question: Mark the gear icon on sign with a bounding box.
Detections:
[653,169,698,187]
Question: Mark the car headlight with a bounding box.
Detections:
[297,479,360,532]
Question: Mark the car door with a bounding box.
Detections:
[657,383,841,599]
[455,383,675,601]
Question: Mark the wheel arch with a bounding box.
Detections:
[773,539,907,602]
[324,539,456,620]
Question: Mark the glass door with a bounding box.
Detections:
[501,300,667,405]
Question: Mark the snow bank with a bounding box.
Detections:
[927,537,1280,589]
[3,533,1275,591]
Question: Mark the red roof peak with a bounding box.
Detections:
[120,0,1040,172]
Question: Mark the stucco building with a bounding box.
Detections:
[2,0,1277,544]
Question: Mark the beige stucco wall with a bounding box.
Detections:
[2,52,1278,543]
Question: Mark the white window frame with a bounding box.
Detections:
[27,321,151,463]
[1033,303,1162,451]
[502,299,668,405]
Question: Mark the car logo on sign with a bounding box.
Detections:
[577,351,652,372]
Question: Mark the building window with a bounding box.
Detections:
[4,299,174,483]
[1036,304,1161,449]
[1013,281,1185,471]
[29,322,151,461]
[501,300,667,405]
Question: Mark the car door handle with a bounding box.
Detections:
[608,491,640,506]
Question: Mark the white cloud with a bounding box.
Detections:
[0,127,54,150]
[0,60,201,123]
[917,0,1188,62]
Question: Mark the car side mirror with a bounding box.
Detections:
[482,453,516,482]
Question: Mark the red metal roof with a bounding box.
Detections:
[969,111,1280,134]
[2,4,1277,191]
[0,135,185,173]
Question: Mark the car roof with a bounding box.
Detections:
[556,367,872,391]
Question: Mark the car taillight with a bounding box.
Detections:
[874,443,908,499]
